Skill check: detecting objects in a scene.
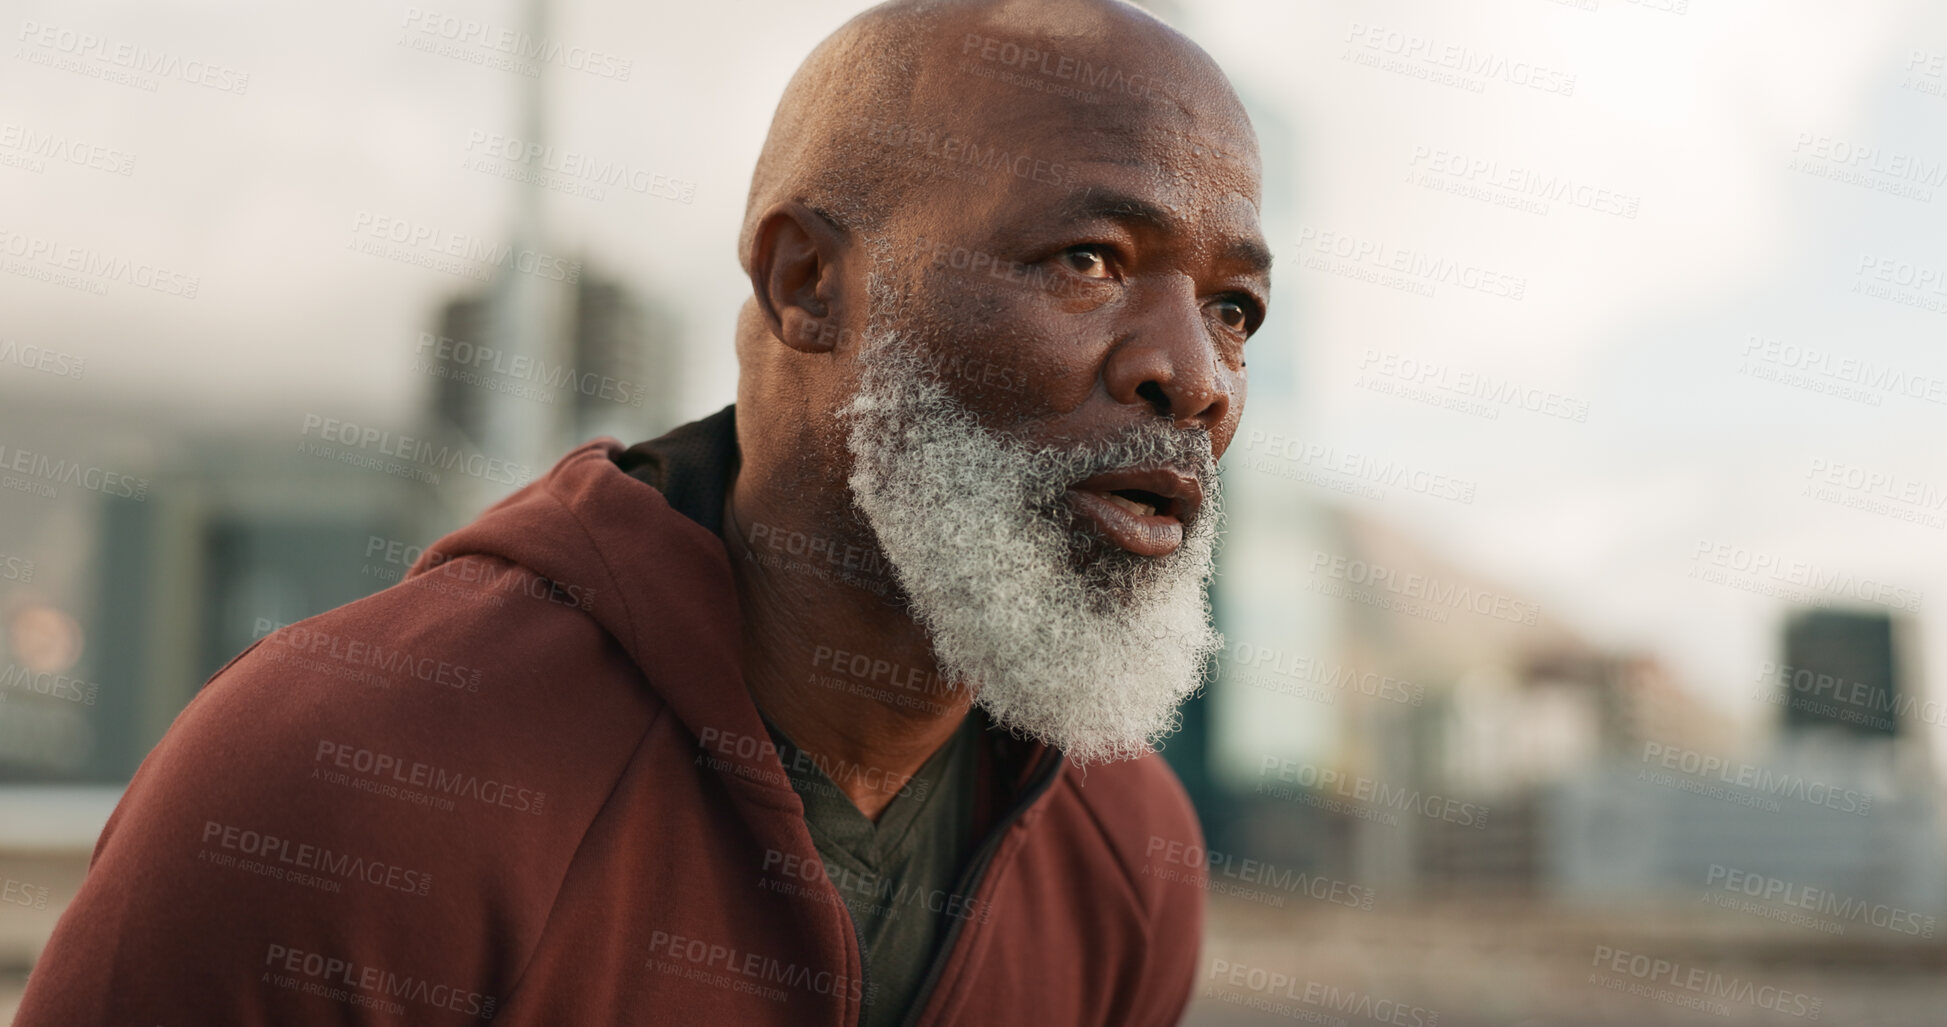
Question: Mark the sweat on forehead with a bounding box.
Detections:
[738,0,1256,269]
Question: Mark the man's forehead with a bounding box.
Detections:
[1054,121,1262,200]
[968,110,1264,228]
[991,101,1256,162]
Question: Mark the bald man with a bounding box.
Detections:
[17,1,1270,1024]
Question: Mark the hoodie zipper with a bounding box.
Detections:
[887,748,1063,1027]
[847,896,873,1026]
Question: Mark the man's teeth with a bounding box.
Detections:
[1104,493,1156,517]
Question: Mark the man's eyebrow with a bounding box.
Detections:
[1224,238,1274,278]
[1053,188,1273,278]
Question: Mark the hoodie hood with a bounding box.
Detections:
[403,407,797,802]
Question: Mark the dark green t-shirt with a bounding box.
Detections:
[762,710,984,1027]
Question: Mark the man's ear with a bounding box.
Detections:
[747,201,853,355]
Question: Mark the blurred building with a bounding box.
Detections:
[427,268,680,459]
[1204,502,1946,921]
[1780,609,1903,738]
[1208,503,1649,893]
[0,401,425,785]
[0,265,677,788]
[1552,607,1946,916]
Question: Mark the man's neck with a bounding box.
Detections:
[723,476,973,822]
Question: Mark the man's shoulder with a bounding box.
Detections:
[1058,749,1201,832]
[24,565,671,1023]
[110,555,667,893]
[192,557,662,815]
[1047,750,1205,910]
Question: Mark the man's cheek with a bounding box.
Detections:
[1212,428,1240,462]
[1219,379,1247,455]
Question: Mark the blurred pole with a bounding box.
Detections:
[475,0,570,512]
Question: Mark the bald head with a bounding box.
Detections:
[733,0,1267,554]
[739,0,1257,272]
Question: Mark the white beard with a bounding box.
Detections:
[838,325,1226,765]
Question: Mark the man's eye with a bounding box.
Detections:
[1061,246,1115,278]
[1212,298,1253,333]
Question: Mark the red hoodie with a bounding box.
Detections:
[16,407,1206,1026]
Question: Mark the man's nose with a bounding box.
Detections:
[1102,277,1234,431]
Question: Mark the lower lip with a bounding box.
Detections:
[1066,488,1184,557]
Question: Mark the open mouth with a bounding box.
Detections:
[1100,488,1173,518]
[1065,467,1203,558]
